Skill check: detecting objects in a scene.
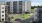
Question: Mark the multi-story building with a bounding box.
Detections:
[34,7,39,22]
[38,8,42,23]
[6,1,31,14]
[0,2,5,21]
[34,6,42,23]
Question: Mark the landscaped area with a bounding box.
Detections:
[8,9,34,22]
[8,13,34,22]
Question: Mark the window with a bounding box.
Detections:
[2,19,4,21]
[13,1,17,5]
[27,10,29,11]
[6,2,10,5]
[11,7,12,11]
[11,10,12,11]
[39,10,42,13]
[2,7,4,9]
[2,11,4,13]
[2,15,4,17]
[11,7,12,8]
[19,1,22,5]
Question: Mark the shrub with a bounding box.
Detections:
[11,17,14,19]
[0,20,1,22]
[8,17,10,20]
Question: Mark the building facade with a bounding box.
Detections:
[0,1,6,21]
[34,7,39,22]
[34,6,42,23]
[6,1,31,14]
[0,1,5,21]
[38,8,42,23]
[6,1,10,14]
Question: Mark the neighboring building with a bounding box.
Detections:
[34,6,42,23]
[34,7,39,22]
[38,8,42,23]
[0,2,5,21]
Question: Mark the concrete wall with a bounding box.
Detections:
[25,1,31,13]
[0,5,1,21]
[10,1,13,13]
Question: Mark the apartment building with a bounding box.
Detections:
[38,8,42,23]
[34,6,42,23]
[6,1,31,14]
[0,2,5,21]
[34,7,39,22]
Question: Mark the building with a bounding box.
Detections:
[0,1,5,21]
[6,1,31,14]
[34,7,39,22]
[38,8,42,23]
[34,6,42,23]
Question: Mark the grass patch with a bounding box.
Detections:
[22,14,30,20]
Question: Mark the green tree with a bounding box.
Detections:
[31,6,34,9]
[8,17,10,20]
[11,17,14,19]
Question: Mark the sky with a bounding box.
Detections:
[0,0,42,6]
[31,0,42,6]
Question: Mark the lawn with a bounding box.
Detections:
[22,14,31,20]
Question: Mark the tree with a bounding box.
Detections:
[8,17,10,20]
[11,17,14,19]
[31,6,34,9]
